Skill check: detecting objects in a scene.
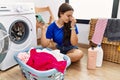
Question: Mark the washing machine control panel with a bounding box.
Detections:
[0,3,35,15]
[15,5,30,12]
[16,6,25,12]
[13,3,35,14]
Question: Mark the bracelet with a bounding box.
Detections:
[70,27,75,30]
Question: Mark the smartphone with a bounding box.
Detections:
[36,14,45,24]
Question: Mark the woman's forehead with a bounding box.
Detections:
[64,10,73,15]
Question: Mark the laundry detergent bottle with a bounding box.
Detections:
[96,45,103,67]
[87,47,97,69]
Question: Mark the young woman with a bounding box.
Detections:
[40,3,84,62]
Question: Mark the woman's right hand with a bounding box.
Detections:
[70,17,76,27]
[36,21,45,29]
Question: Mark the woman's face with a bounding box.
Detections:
[60,10,73,23]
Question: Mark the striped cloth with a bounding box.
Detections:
[91,19,108,44]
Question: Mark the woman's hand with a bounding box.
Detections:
[70,17,76,27]
[36,19,46,29]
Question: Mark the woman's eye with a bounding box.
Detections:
[67,15,70,17]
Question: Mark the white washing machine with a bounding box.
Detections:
[0,3,37,70]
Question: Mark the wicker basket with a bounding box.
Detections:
[89,18,120,64]
[102,43,120,64]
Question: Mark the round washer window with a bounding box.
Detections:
[9,20,29,44]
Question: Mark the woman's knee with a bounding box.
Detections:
[67,49,84,62]
[78,50,84,58]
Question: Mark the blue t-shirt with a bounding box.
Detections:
[46,21,79,46]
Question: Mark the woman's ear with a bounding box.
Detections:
[60,12,64,17]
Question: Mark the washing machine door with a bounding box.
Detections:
[0,23,9,64]
[8,17,34,51]
[9,20,29,44]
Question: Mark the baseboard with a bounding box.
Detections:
[77,43,89,49]
[37,39,89,49]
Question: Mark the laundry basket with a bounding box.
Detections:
[14,46,71,80]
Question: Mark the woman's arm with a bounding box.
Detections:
[40,25,50,47]
[70,28,78,46]
[70,17,78,46]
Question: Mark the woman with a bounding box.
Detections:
[40,3,84,62]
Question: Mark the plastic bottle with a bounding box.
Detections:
[87,47,97,69]
[96,45,103,67]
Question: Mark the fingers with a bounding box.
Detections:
[70,17,76,23]
[70,17,76,27]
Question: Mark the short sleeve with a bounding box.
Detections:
[75,25,79,34]
[46,24,54,39]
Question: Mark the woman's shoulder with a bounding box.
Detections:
[49,21,56,26]
[48,21,58,28]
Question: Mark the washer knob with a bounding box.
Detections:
[16,6,24,12]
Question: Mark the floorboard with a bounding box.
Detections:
[0,47,120,80]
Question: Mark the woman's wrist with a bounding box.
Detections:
[70,27,75,30]
[41,24,48,30]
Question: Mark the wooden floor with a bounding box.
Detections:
[0,47,120,80]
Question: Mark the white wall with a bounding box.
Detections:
[34,0,65,19]
[77,24,90,44]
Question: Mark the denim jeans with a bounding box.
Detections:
[56,45,78,54]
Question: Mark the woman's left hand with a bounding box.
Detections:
[70,17,76,27]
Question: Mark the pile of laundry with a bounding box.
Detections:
[17,48,67,73]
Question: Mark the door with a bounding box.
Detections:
[9,20,29,44]
[0,23,9,64]
[8,16,34,51]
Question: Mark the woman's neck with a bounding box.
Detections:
[56,19,64,28]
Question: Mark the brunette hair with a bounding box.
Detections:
[58,3,74,46]
[58,3,74,18]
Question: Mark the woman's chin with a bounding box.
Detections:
[64,21,69,23]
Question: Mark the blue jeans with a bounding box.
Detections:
[56,45,78,54]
